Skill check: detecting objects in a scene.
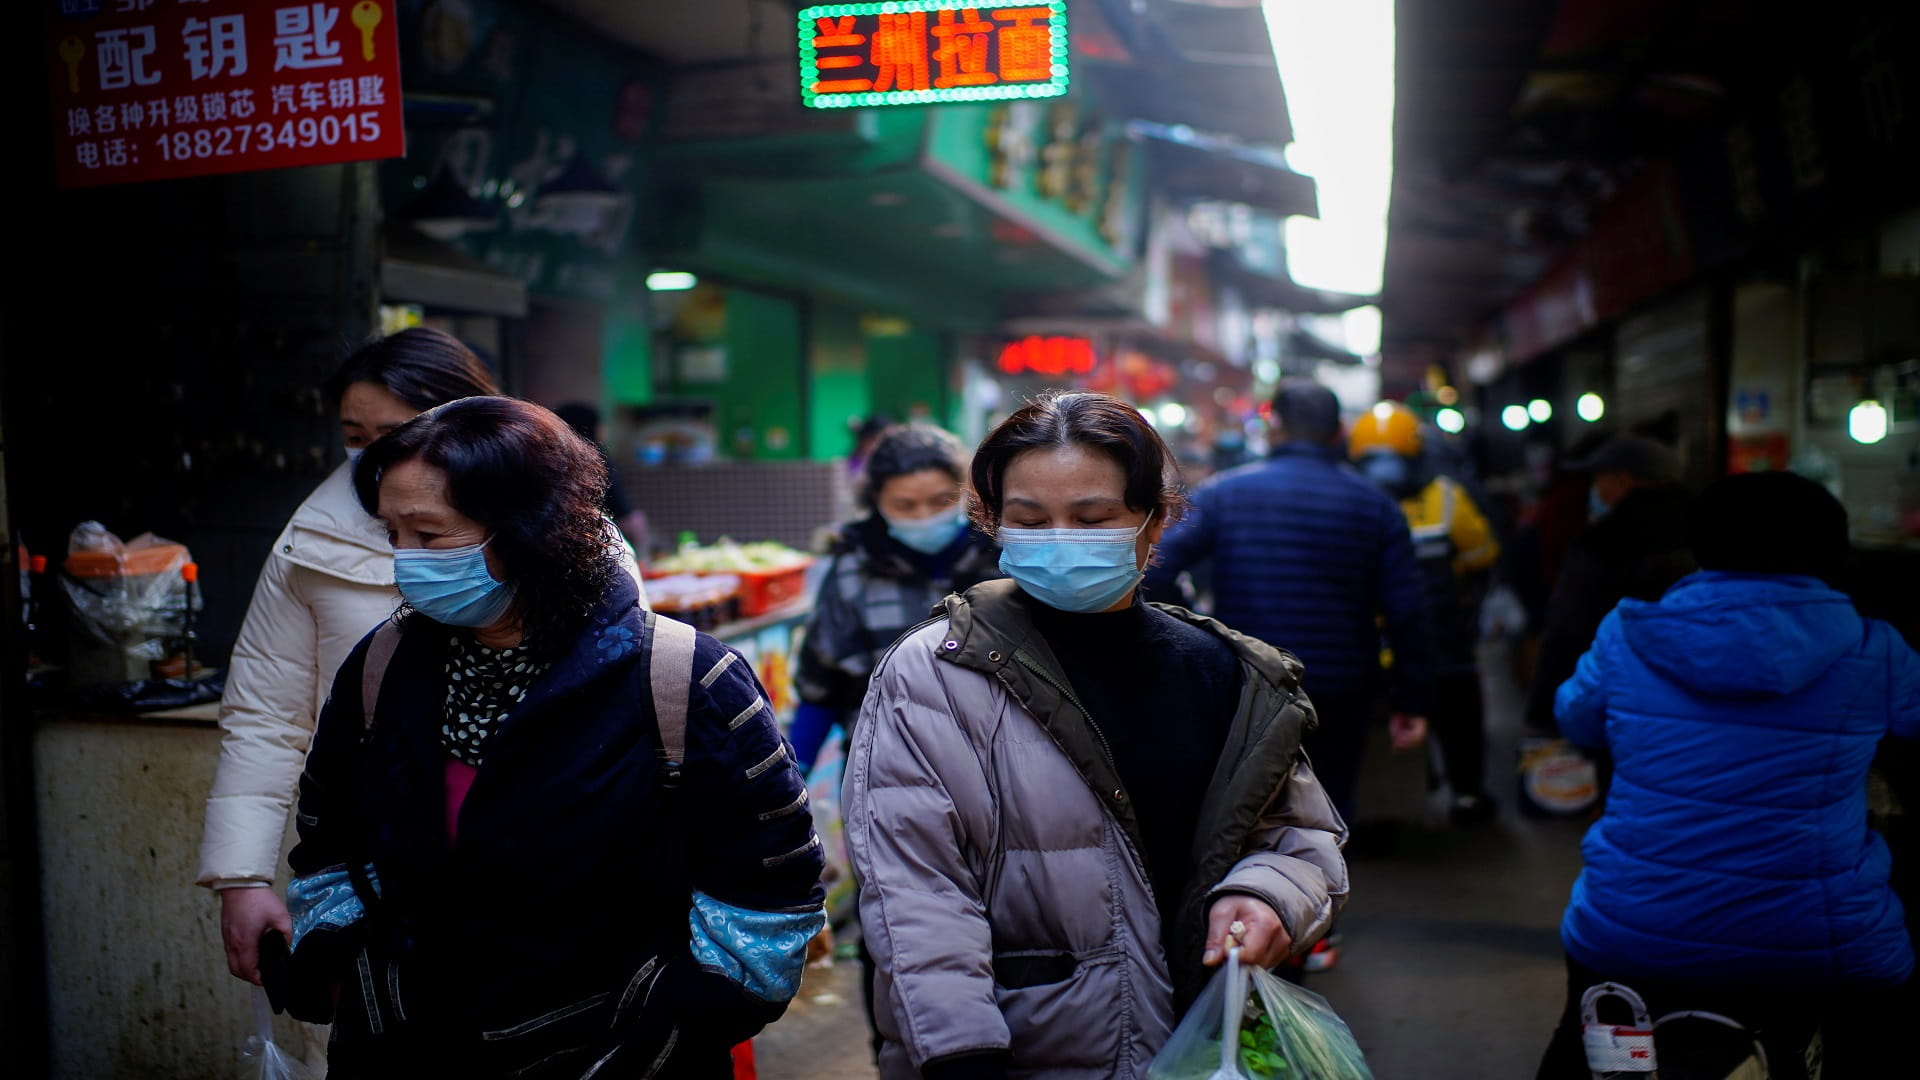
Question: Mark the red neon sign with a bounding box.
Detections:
[998,336,1096,377]
[799,1,1069,109]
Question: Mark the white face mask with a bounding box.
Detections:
[997,513,1154,613]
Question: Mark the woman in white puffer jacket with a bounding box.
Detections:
[196,328,505,985]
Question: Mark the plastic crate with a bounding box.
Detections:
[736,562,811,617]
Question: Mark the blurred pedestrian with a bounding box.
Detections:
[198,328,499,991]
[1350,401,1502,825]
[791,423,1001,774]
[790,423,1002,1060]
[287,398,825,1078]
[1523,435,1692,731]
[555,401,651,556]
[846,391,1347,1080]
[1537,471,1920,1077]
[1146,380,1433,824]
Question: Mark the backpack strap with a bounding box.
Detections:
[646,611,699,788]
[360,619,404,732]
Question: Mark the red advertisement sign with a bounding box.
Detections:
[45,0,405,189]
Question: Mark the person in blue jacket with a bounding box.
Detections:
[1537,471,1920,1078]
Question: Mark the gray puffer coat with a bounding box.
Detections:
[845,580,1349,1080]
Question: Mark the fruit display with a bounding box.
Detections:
[648,539,814,618]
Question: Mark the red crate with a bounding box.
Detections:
[736,562,811,617]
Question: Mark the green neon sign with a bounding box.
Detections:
[798,1,1070,109]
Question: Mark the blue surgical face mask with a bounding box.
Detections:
[997,513,1153,613]
[345,447,366,466]
[885,508,969,555]
[393,537,517,628]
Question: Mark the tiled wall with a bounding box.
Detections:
[618,460,854,554]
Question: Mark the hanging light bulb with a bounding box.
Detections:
[1577,393,1606,422]
[1435,408,1466,434]
[1501,405,1531,431]
[1528,398,1553,423]
[1849,399,1888,444]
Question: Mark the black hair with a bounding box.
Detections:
[969,390,1186,530]
[1691,471,1851,587]
[1272,379,1342,445]
[325,327,501,412]
[861,424,968,510]
[354,397,619,657]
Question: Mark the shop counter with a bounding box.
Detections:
[33,703,315,1080]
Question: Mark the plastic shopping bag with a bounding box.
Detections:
[240,987,313,1080]
[1147,951,1373,1080]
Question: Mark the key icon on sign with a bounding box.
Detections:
[351,1,383,62]
[58,37,84,94]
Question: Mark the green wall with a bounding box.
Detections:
[724,290,808,460]
[808,305,871,460]
[867,326,949,427]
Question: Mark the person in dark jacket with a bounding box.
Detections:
[286,398,825,1079]
[1537,471,1920,1077]
[1524,435,1694,731]
[788,423,1001,774]
[1146,380,1434,828]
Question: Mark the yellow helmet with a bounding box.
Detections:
[1349,401,1422,458]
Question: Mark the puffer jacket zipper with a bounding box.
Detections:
[1013,650,1119,777]
[1010,649,1160,912]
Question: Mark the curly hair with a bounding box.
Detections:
[969,390,1188,531]
[354,396,620,657]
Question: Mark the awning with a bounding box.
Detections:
[1133,122,1318,218]
[380,225,529,317]
[1207,249,1377,314]
[1084,0,1295,148]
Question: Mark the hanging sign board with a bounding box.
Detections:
[45,0,406,189]
[998,335,1095,376]
[798,0,1068,110]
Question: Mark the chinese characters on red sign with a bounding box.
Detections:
[799,1,1068,108]
[46,0,405,189]
[998,335,1096,377]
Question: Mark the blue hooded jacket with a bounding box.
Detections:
[1556,571,1920,986]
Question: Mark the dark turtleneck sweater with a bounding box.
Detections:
[1029,594,1244,954]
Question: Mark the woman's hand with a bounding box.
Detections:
[220,886,293,985]
[1203,895,1292,969]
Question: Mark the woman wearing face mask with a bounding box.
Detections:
[198,328,500,989]
[286,397,825,1077]
[789,423,1002,776]
[844,391,1349,1080]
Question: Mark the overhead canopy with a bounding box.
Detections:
[1134,122,1318,218]
[381,224,529,317]
[1207,249,1375,315]
[1083,0,1295,148]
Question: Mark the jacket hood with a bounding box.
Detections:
[279,463,394,586]
[1619,572,1863,697]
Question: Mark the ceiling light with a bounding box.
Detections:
[1435,408,1466,434]
[1501,405,1530,431]
[1528,398,1553,423]
[646,271,698,291]
[1576,393,1605,423]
